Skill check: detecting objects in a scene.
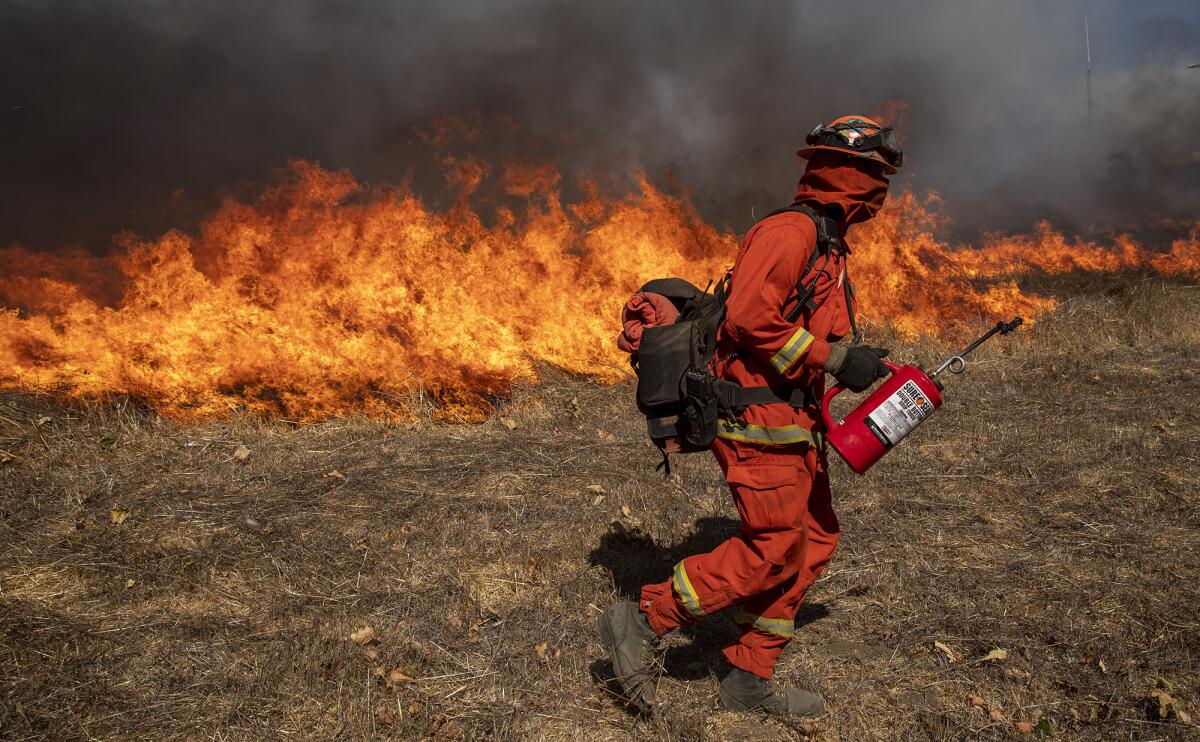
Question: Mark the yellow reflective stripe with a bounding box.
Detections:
[770,327,814,374]
[672,561,706,619]
[716,420,816,446]
[734,609,795,638]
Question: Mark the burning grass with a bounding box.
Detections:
[1,275,1198,740]
[3,155,1199,422]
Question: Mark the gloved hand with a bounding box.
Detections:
[825,345,890,392]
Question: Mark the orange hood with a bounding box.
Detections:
[793,151,890,234]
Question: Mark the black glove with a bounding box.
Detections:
[828,345,891,392]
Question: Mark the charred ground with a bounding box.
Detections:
[1,276,1198,741]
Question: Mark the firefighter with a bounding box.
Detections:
[598,115,902,716]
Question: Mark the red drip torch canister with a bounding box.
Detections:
[820,317,1023,475]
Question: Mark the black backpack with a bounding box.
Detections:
[630,204,858,472]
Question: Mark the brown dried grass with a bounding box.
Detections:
[1,274,1198,740]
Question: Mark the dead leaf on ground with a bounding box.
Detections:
[596,429,616,442]
[989,708,1005,722]
[349,626,377,645]
[1150,677,1191,721]
[967,694,986,707]
[375,703,396,726]
[620,505,632,518]
[499,417,518,430]
[981,647,1008,663]
[232,445,251,462]
[110,509,131,525]
[586,484,605,494]
[361,646,380,660]
[1014,721,1033,734]
[933,640,958,663]
[324,470,346,480]
[591,494,605,506]
[534,642,550,662]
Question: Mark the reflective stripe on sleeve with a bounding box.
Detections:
[770,327,814,374]
[734,609,796,638]
[716,420,817,446]
[672,561,706,619]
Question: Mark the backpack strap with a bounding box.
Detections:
[760,203,840,264]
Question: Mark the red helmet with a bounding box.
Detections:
[796,115,903,174]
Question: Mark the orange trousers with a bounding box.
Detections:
[639,437,840,678]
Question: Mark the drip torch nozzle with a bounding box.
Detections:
[929,316,1024,380]
[998,317,1024,334]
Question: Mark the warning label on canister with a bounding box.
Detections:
[864,380,935,448]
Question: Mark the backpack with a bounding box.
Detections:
[630,204,859,473]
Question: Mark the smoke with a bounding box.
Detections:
[2,0,1198,250]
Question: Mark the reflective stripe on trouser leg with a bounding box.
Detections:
[733,609,795,638]
[672,561,706,619]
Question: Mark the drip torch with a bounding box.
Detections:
[820,317,1024,474]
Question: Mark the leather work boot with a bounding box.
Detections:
[719,667,825,717]
[596,600,658,713]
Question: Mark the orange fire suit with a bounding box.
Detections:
[639,207,855,679]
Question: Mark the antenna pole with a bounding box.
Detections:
[1085,15,1094,130]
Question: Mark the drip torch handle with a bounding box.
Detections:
[821,360,900,428]
[820,384,844,429]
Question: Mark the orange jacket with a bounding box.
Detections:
[712,151,890,446]
[712,210,853,446]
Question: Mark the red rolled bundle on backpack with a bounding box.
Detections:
[617,292,680,354]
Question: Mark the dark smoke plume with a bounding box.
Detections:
[2,0,1198,251]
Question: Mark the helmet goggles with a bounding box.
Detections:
[805,119,904,170]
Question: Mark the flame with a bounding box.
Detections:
[2,156,1197,420]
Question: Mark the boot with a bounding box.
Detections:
[719,667,825,717]
[596,600,658,713]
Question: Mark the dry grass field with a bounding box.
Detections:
[2,275,1198,741]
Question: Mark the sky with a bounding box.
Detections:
[1,0,1198,250]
